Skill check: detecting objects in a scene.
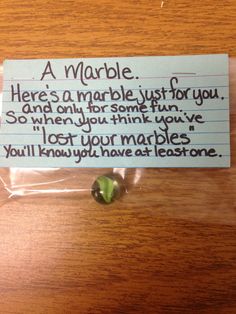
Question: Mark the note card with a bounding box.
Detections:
[1,54,230,168]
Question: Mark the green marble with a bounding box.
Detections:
[91,174,124,204]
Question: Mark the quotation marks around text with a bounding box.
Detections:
[33,126,41,132]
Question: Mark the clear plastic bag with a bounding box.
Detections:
[0,58,235,222]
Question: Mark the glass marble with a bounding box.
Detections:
[91,173,124,204]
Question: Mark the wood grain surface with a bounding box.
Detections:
[0,0,235,313]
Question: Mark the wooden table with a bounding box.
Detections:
[0,1,235,313]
